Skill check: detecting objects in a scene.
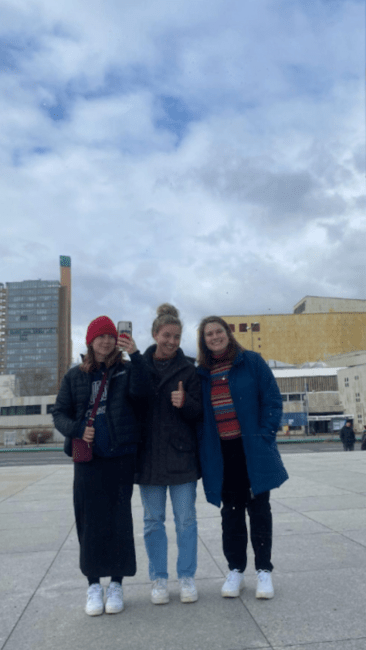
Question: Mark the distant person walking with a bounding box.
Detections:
[196,316,288,601]
[53,316,146,616]
[340,420,356,451]
[136,304,202,605]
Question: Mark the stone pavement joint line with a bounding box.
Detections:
[0,454,366,650]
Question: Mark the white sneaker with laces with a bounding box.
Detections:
[221,569,245,597]
[85,583,104,616]
[179,577,198,603]
[151,578,169,604]
[105,582,124,614]
[256,570,274,599]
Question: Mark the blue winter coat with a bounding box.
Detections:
[197,349,288,507]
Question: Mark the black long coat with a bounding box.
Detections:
[136,345,202,486]
[340,424,356,446]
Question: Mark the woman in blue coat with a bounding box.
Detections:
[197,316,288,600]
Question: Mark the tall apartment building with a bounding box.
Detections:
[222,296,366,365]
[1,256,72,394]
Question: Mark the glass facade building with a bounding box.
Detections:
[1,258,72,395]
[5,281,60,394]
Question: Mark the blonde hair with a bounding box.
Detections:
[151,303,182,336]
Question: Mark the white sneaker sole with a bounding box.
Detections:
[256,590,274,599]
[105,603,124,614]
[221,590,243,598]
[151,594,169,605]
[180,593,198,603]
[85,605,104,616]
[221,582,244,598]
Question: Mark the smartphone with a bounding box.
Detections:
[117,321,133,339]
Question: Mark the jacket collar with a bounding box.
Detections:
[143,344,189,375]
[197,349,246,378]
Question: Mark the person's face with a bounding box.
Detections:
[153,324,181,359]
[91,334,116,362]
[203,322,230,356]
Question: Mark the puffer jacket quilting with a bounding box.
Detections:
[53,351,147,457]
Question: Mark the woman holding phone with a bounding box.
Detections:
[53,316,146,616]
[136,304,202,605]
[196,316,288,600]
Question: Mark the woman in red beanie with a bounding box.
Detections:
[53,316,147,616]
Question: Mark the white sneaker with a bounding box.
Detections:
[221,569,245,597]
[85,583,104,616]
[179,577,198,603]
[105,582,124,614]
[256,570,274,599]
[151,578,169,605]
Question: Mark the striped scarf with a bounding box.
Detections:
[210,359,241,440]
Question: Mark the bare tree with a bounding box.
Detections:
[17,368,57,396]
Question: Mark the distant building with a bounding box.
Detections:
[273,367,347,435]
[1,256,72,394]
[338,365,366,432]
[325,350,366,368]
[0,394,62,446]
[222,296,366,365]
[293,296,366,314]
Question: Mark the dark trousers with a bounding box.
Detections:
[221,438,273,573]
[74,455,136,578]
[343,443,354,451]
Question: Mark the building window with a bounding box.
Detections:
[0,405,41,416]
[358,415,363,422]
[229,324,235,332]
[25,405,42,415]
[356,393,361,403]
[251,323,260,332]
[281,394,288,402]
[46,404,55,414]
[344,377,349,387]
[239,323,247,332]
[289,394,303,401]
[355,376,359,380]
[20,315,28,321]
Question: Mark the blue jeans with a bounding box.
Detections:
[139,482,197,580]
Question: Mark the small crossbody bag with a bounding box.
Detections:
[72,371,108,463]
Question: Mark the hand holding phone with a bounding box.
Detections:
[117,321,137,355]
[117,321,132,337]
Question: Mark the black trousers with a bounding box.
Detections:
[73,455,136,578]
[221,438,273,573]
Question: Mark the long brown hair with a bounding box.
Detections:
[79,345,123,373]
[197,316,244,369]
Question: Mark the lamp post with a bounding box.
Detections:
[248,323,260,351]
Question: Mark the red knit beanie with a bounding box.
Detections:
[86,316,118,346]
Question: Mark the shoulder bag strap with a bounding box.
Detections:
[86,371,108,427]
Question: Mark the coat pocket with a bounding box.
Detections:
[166,431,196,474]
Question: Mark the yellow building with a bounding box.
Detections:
[222,296,366,365]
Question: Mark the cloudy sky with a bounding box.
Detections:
[1,0,365,360]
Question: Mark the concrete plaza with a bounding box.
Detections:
[0,451,366,650]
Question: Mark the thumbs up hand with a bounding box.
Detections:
[171,380,185,409]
